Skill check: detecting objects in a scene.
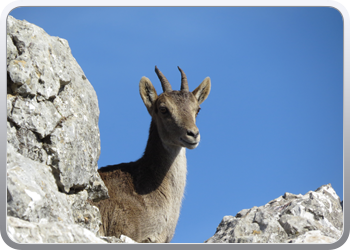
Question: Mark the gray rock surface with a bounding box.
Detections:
[205,184,343,243]
[6,16,115,243]
[7,144,75,224]
[7,216,107,243]
[100,235,137,243]
[7,216,137,244]
[287,230,338,243]
[6,15,108,198]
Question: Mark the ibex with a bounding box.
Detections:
[93,66,211,243]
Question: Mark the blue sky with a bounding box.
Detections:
[9,7,343,243]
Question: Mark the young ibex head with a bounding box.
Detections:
[139,66,211,149]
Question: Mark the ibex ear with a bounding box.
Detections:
[139,76,158,115]
[192,77,211,105]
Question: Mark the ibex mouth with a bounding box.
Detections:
[180,138,199,149]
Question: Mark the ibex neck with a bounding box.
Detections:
[143,120,183,164]
[136,120,187,194]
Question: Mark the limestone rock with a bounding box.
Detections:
[7,144,74,224]
[100,235,137,243]
[6,15,108,197]
[7,216,107,244]
[6,15,109,243]
[66,190,102,234]
[205,184,343,243]
[287,230,338,243]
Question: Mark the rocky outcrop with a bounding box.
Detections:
[6,15,107,198]
[6,15,114,243]
[205,184,343,243]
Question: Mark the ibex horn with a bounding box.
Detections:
[178,66,189,92]
[155,66,172,92]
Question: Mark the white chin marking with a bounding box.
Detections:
[187,144,198,149]
[180,138,199,149]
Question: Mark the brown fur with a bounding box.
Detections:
[92,67,211,243]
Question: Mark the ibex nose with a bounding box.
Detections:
[187,129,199,139]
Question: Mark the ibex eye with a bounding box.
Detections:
[159,107,168,114]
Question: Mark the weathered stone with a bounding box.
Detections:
[120,235,138,243]
[7,58,39,97]
[7,121,20,151]
[9,96,61,139]
[279,214,318,236]
[7,35,18,64]
[6,15,109,243]
[66,190,102,234]
[6,15,108,197]
[7,144,74,224]
[100,236,124,243]
[205,184,343,243]
[100,235,137,243]
[287,230,338,243]
[7,216,107,244]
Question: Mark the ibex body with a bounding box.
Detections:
[93,66,211,243]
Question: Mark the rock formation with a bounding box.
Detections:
[205,184,343,244]
[6,15,124,243]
